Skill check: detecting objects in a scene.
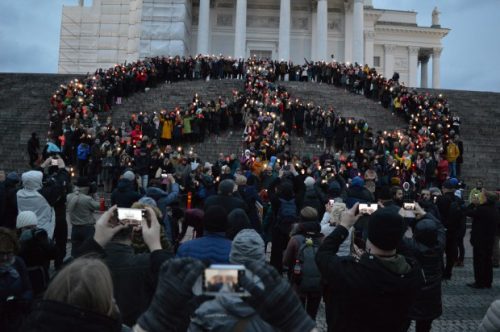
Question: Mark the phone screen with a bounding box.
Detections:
[202,265,248,297]
[358,203,378,215]
[329,199,335,206]
[403,202,416,210]
[51,159,58,166]
[117,208,145,224]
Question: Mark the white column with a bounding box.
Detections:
[408,46,419,87]
[197,0,210,55]
[311,9,317,61]
[278,0,291,61]
[364,30,374,67]
[384,44,395,78]
[344,1,352,62]
[234,0,247,59]
[420,55,429,88]
[432,47,442,89]
[352,0,364,65]
[316,0,328,61]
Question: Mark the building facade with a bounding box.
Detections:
[59,0,449,88]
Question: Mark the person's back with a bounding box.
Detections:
[203,179,247,214]
[316,206,423,332]
[177,206,232,264]
[111,174,142,208]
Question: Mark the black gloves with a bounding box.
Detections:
[242,261,316,332]
[137,257,204,332]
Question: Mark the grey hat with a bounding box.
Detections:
[123,171,135,181]
[230,229,265,265]
[139,196,157,208]
[218,179,235,196]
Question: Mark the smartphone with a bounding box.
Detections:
[116,208,146,226]
[329,199,335,206]
[51,159,59,166]
[202,264,248,297]
[358,203,378,215]
[403,202,416,210]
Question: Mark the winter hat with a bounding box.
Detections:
[7,172,19,182]
[22,170,43,190]
[235,175,247,186]
[226,208,252,240]
[443,179,456,190]
[204,205,228,233]
[123,171,135,181]
[304,176,315,187]
[413,218,438,247]
[428,187,442,196]
[300,206,318,221]
[269,156,277,168]
[230,229,265,265]
[139,196,158,208]
[367,208,405,251]
[328,181,341,196]
[218,179,236,195]
[352,176,365,188]
[76,176,90,187]
[16,211,38,229]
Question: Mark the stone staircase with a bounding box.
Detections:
[1,73,499,189]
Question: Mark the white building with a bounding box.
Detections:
[59,0,449,88]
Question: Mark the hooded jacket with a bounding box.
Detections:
[316,226,423,332]
[111,179,142,208]
[17,171,55,239]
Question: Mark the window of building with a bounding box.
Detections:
[373,56,381,67]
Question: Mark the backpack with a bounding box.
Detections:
[293,235,322,293]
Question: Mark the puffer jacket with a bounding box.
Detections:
[479,299,500,332]
[188,294,277,332]
[399,214,446,320]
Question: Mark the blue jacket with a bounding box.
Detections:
[146,184,180,214]
[176,233,231,264]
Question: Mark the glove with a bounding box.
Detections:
[137,257,204,332]
[241,262,316,332]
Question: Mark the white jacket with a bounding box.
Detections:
[320,211,353,257]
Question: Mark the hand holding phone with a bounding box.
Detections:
[202,264,248,297]
[358,203,378,215]
[94,206,127,247]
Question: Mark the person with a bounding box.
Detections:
[135,258,317,332]
[16,211,56,295]
[0,172,20,229]
[345,176,374,207]
[27,132,40,169]
[469,180,486,205]
[446,138,460,178]
[177,206,232,264]
[302,177,324,217]
[20,258,125,332]
[66,176,100,256]
[203,179,248,214]
[283,207,324,320]
[76,205,173,326]
[417,188,440,220]
[385,186,404,207]
[189,229,278,331]
[319,202,352,256]
[0,227,33,331]
[16,170,62,239]
[399,204,446,332]
[316,203,423,332]
[436,179,465,280]
[111,170,143,208]
[465,191,500,289]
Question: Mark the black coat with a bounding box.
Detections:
[399,214,446,320]
[203,194,248,214]
[316,226,423,332]
[467,202,500,249]
[20,300,124,332]
[111,179,143,208]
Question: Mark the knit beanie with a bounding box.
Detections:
[123,171,135,181]
[304,176,315,187]
[204,206,228,233]
[17,211,38,229]
[367,208,405,251]
[300,206,318,221]
[218,179,236,196]
[230,229,265,265]
[352,176,364,188]
[226,208,251,240]
[139,196,158,208]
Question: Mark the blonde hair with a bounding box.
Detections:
[44,258,117,318]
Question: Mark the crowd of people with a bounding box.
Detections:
[1,54,499,332]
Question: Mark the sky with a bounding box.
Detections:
[0,0,499,92]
